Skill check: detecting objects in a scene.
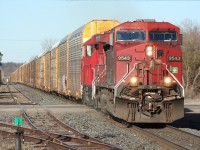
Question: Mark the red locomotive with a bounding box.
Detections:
[81,19,184,123]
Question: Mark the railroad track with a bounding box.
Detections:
[130,124,200,150]
[0,83,35,105]
[0,123,70,150]
[4,83,122,150]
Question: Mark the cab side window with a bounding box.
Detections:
[86,45,93,57]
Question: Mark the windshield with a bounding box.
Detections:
[149,31,177,42]
[117,30,145,42]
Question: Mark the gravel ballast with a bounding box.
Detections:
[56,111,162,150]
[9,84,200,149]
[14,84,74,105]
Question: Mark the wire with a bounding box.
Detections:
[0,39,42,42]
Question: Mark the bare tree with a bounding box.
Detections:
[41,38,57,52]
[181,19,200,98]
[0,52,3,62]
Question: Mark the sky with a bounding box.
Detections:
[0,0,199,63]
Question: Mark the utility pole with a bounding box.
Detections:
[15,129,24,150]
[15,117,23,150]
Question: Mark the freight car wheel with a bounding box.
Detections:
[99,89,108,113]
[93,89,101,109]
[93,96,100,109]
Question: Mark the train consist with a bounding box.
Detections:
[10,19,184,123]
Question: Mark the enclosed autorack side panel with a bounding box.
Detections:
[29,62,31,86]
[26,62,30,86]
[68,20,120,98]
[21,64,26,84]
[19,66,22,83]
[40,55,45,90]
[10,69,17,83]
[30,58,36,87]
[23,63,27,84]
[57,35,71,95]
[44,51,51,91]
[51,48,56,92]
[19,67,22,83]
[50,43,59,92]
[29,61,32,86]
[32,57,37,88]
[22,64,25,84]
[25,64,28,84]
[36,56,41,89]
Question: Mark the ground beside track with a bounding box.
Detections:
[0,84,162,150]
[0,83,199,150]
[171,99,200,136]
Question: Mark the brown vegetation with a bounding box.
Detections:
[181,19,200,98]
[1,62,22,82]
[41,38,57,52]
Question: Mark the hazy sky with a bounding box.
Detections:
[0,0,199,63]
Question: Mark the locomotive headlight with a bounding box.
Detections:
[145,46,153,56]
[164,77,172,87]
[130,77,138,86]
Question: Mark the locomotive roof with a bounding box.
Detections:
[114,21,179,31]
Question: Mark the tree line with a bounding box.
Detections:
[181,19,200,98]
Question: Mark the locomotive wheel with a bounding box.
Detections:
[99,89,108,112]
[82,92,89,105]
[93,89,101,109]
[93,94,100,109]
[82,86,93,106]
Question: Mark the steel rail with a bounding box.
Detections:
[5,83,34,105]
[166,125,200,142]
[0,102,36,105]
[0,122,120,149]
[0,129,74,150]
[8,83,34,104]
[6,84,76,149]
[46,111,122,149]
[0,122,77,140]
[5,83,17,104]
[11,84,122,150]
[131,125,188,150]
[22,108,121,149]
[21,109,77,149]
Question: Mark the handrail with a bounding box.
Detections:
[91,68,95,99]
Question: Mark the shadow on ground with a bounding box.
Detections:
[171,110,200,130]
